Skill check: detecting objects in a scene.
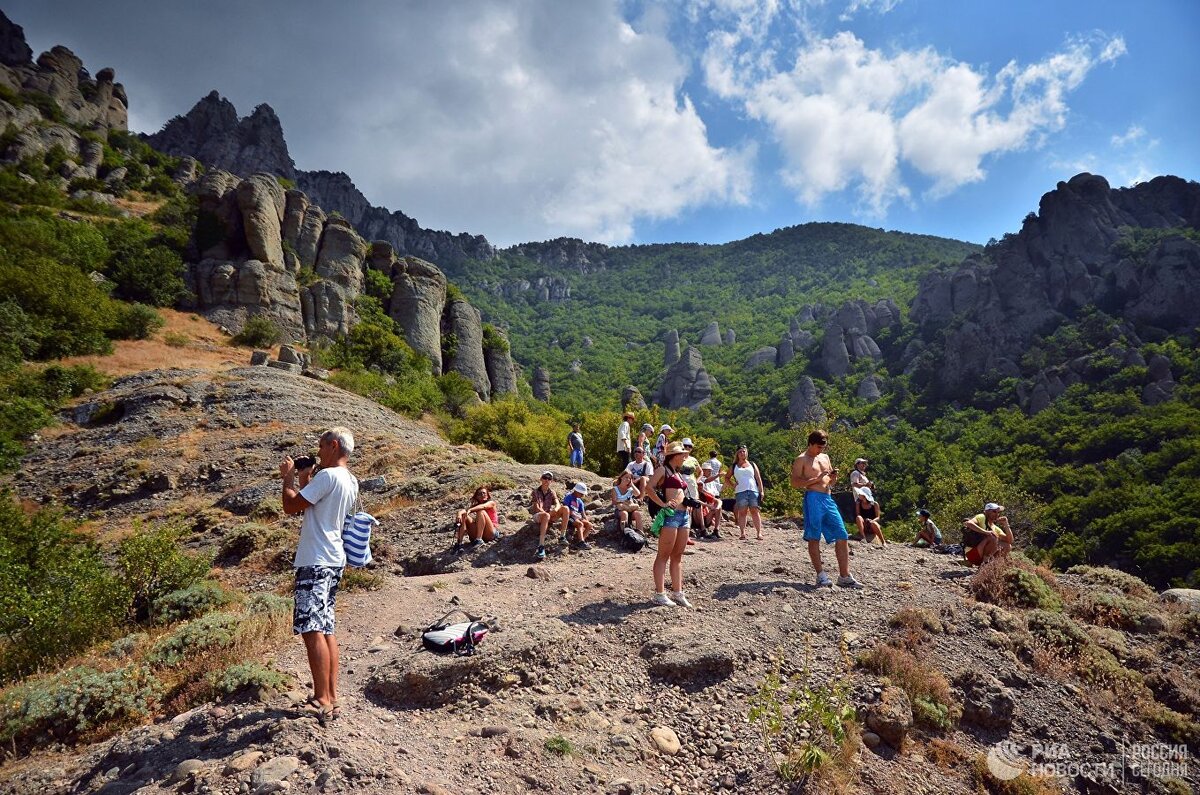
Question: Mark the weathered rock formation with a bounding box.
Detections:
[621,385,647,411]
[386,255,447,373]
[745,347,777,370]
[144,92,495,271]
[653,346,715,410]
[663,329,680,367]
[533,366,551,401]
[505,238,610,274]
[483,328,518,398]
[484,275,571,304]
[699,321,722,346]
[857,375,883,403]
[724,329,736,345]
[444,300,490,400]
[909,174,1200,400]
[788,376,827,426]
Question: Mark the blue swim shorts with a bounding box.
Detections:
[803,491,849,543]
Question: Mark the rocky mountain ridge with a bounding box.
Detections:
[146,92,495,269]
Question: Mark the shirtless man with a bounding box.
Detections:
[790,429,863,589]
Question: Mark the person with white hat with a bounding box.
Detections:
[699,461,723,538]
[679,438,702,542]
[962,502,1012,565]
[850,458,874,500]
[646,441,695,608]
[637,422,654,457]
[562,481,595,550]
[653,424,674,465]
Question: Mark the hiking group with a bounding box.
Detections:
[279,421,1014,721]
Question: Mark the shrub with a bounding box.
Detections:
[340,569,384,592]
[364,268,393,302]
[147,611,242,667]
[858,644,958,730]
[206,661,289,698]
[0,665,160,748]
[888,607,943,634]
[1065,565,1154,599]
[109,302,165,341]
[218,523,286,563]
[1070,591,1161,632]
[330,366,443,419]
[231,315,282,348]
[107,632,148,659]
[438,372,481,416]
[154,581,236,625]
[1141,703,1200,747]
[971,556,1064,611]
[749,653,858,782]
[544,735,573,756]
[450,398,567,465]
[1025,610,1092,655]
[0,496,129,681]
[163,331,189,347]
[245,593,292,616]
[116,522,212,624]
[1076,644,1146,698]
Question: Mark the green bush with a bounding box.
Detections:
[206,661,290,698]
[1066,565,1154,598]
[147,611,241,667]
[1025,610,1091,655]
[218,523,286,562]
[245,593,292,616]
[329,366,444,419]
[231,315,282,348]
[154,581,237,625]
[364,268,393,302]
[109,302,164,340]
[107,632,148,659]
[450,398,568,465]
[116,523,212,624]
[0,364,107,470]
[0,496,129,681]
[0,665,160,747]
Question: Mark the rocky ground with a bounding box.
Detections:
[1,356,1197,795]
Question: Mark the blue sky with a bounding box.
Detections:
[7,0,1198,247]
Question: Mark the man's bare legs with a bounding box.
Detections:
[302,632,339,707]
[808,539,851,578]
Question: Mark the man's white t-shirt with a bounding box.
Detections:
[702,475,721,499]
[706,456,722,478]
[617,420,631,452]
[625,458,654,478]
[295,466,358,568]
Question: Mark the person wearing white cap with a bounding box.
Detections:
[679,438,702,541]
[616,411,635,472]
[637,423,654,457]
[850,458,873,501]
[562,481,595,549]
[962,502,1012,565]
[653,424,673,465]
[699,461,723,538]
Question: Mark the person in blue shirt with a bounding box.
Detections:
[562,481,595,549]
[567,423,585,468]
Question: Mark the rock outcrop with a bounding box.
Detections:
[0,37,127,130]
[699,322,722,346]
[788,376,826,426]
[444,300,490,401]
[147,94,496,272]
[653,346,715,410]
[621,385,647,411]
[483,329,518,398]
[533,366,551,401]
[910,174,1200,400]
[663,330,680,367]
[388,257,448,374]
[745,347,777,370]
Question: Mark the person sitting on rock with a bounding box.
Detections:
[562,481,595,549]
[611,470,643,530]
[850,457,874,500]
[453,486,499,553]
[625,446,655,497]
[914,509,943,547]
[963,502,1013,566]
[854,488,887,546]
[531,471,570,561]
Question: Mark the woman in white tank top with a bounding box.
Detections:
[724,445,764,540]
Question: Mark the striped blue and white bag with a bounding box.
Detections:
[342,488,378,568]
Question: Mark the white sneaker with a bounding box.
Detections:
[816,571,834,588]
[651,592,677,607]
[670,591,694,609]
[837,574,864,589]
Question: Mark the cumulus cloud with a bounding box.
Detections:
[1111,124,1146,147]
[840,0,904,22]
[706,27,1126,212]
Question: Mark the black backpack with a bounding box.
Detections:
[623,526,647,552]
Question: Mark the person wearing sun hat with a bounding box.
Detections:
[645,441,695,608]
[653,424,674,465]
[962,502,1013,565]
[616,411,635,472]
[679,438,702,541]
[562,481,595,550]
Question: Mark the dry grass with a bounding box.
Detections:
[926,737,969,770]
[858,643,958,727]
[112,194,167,218]
[971,556,1065,611]
[971,754,1064,795]
[56,309,246,377]
[369,494,417,519]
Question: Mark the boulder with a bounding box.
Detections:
[277,345,300,365]
[650,727,681,756]
[389,257,447,374]
[621,385,646,411]
[848,332,882,362]
[776,337,794,366]
[653,346,715,410]
[236,174,286,270]
[956,673,1015,730]
[1159,589,1200,612]
[483,328,518,397]
[821,323,850,378]
[533,366,551,401]
[699,321,722,345]
[663,329,680,366]
[864,686,912,749]
[857,375,882,403]
[788,376,826,426]
[445,300,490,400]
[723,328,736,345]
[315,218,367,292]
[745,347,777,370]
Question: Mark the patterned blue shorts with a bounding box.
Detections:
[293,565,344,635]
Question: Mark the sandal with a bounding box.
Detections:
[304,697,333,724]
[329,701,342,720]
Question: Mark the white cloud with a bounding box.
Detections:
[707,28,1126,212]
[840,0,903,22]
[1111,124,1145,147]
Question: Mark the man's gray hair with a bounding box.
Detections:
[322,427,355,457]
